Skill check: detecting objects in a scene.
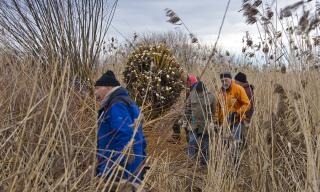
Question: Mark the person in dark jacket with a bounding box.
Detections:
[94,70,147,183]
[187,81,215,167]
[234,72,254,149]
[234,72,254,125]
[168,74,198,143]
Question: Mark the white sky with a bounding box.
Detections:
[108,0,310,54]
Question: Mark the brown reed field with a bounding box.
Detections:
[0,0,319,191]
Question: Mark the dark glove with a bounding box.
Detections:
[228,112,240,125]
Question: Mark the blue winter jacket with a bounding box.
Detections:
[96,87,147,182]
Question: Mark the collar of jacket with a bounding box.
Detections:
[99,86,122,110]
[190,82,198,90]
[240,82,250,88]
[240,83,254,91]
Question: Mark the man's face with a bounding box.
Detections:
[221,78,232,90]
[94,86,112,101]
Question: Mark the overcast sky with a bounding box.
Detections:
[108,0,303,54]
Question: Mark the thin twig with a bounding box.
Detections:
[199,0,231,79]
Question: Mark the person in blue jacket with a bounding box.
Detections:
[94,70,147,183]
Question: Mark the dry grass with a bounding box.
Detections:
[1,0,320,191]
[0,50,319,191]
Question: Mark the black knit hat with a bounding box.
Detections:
[234,72,247,83]
[220,71,232,79]
[95,70,120,87]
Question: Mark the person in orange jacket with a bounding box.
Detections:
[216,72,250,144]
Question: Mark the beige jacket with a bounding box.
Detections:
[189,90,216,134]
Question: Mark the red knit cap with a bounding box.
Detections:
[187,74,198,87]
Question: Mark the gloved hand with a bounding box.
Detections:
[181,120,188,129]
[182,121,194,131]
[228,112,240,125]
